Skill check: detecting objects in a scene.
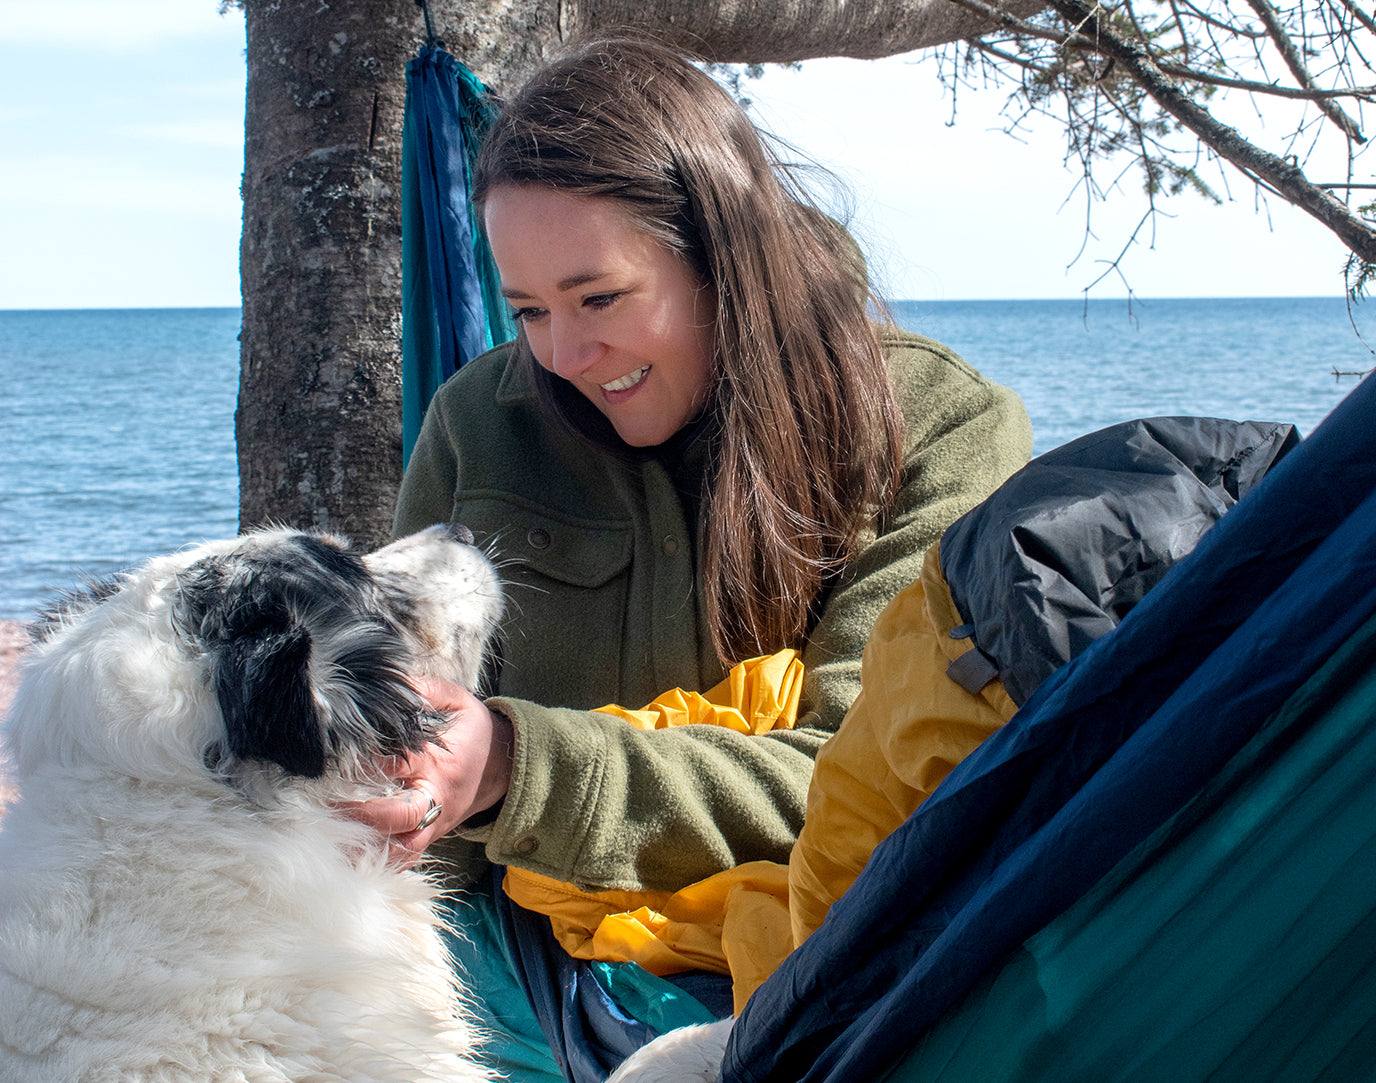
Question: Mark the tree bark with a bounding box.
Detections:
[237,0,1039,547]
[237,0,557,549]
[565,0,1044,61]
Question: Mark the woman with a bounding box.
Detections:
[357,34,1031,1077]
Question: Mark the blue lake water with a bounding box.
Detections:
[892,297,1369,454]
[1,308,242,621]
[0,299,1369,620]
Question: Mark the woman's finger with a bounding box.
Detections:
[338,783,437,837]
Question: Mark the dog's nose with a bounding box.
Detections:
[445,522,476,547]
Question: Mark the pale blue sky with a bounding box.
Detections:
[0,0,1359,308]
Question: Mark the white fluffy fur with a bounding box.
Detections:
[0,527,502,1082]
[607,1018,734,1082]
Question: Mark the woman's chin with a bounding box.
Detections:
[613,428,669,449]
[603,410,682,449]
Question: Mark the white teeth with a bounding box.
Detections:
[601,366,649,393]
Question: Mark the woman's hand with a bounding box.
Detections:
[341,677,514,866]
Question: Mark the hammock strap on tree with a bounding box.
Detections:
[401,42,514,465]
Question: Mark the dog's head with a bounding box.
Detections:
[7,526,502,797]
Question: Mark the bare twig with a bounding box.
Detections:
[934,0,1376,295]
[1155,59,1376,99]
[1340,0,1376,37]
[1243,0,1367,140]
[947,0,1376,100]
[1042,0,1376,262]
[970,38,1042,69]
[1173,0,1267,38]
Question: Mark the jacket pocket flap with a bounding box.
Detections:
[456,494,633,589]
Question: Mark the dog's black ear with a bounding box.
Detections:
[213,597,327,778]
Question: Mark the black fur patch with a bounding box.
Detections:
[213,597,325,777]
[174,533,431,780]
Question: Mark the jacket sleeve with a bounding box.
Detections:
[444,332,1032,894]
[453,698,817,892]
[794,331,1032,739]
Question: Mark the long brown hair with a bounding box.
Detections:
[473,37,905,666]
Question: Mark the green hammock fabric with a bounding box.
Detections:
[882,609,1376,1083]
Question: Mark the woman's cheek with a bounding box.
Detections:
[526,330,555,372]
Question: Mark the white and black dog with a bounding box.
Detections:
[0,525,502,1082]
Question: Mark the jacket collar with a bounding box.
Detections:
[493,340,538,406]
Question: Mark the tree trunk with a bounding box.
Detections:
[237,0,556,549]
[237,0,1040,547]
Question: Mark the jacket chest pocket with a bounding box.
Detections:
[455,495,634,709]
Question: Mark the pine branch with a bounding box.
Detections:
[944,0,1084,44]
[1039,0,1376,262]
[950,0,1376,100]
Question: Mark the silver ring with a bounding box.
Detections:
[413,787,443,832]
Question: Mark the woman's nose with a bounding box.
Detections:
[548,317,605,379]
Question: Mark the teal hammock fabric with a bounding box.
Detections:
[438,874,724,1083]
[883,607,1376,1082]
[723,373,1376,1082]
[400,45,514,465]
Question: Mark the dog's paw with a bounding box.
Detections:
[606,1017,733,1082]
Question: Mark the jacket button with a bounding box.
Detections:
[663,535,679,555]
[527,528,551,550]
[515,836,540,856]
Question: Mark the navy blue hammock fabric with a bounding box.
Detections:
[722,372,1376,1083]
[401,45,513,465]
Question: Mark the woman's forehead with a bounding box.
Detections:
[485,186,669,292]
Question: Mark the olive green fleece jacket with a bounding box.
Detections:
[393,329,1032,893]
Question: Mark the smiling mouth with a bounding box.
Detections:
[600,366,649,393]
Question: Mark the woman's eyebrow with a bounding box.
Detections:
[557,271,608,292]
[501,271,609,300]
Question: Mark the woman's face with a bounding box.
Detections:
[484,185,717,448]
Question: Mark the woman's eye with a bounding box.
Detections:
[585,293,622,311]
[509,306,546,324]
